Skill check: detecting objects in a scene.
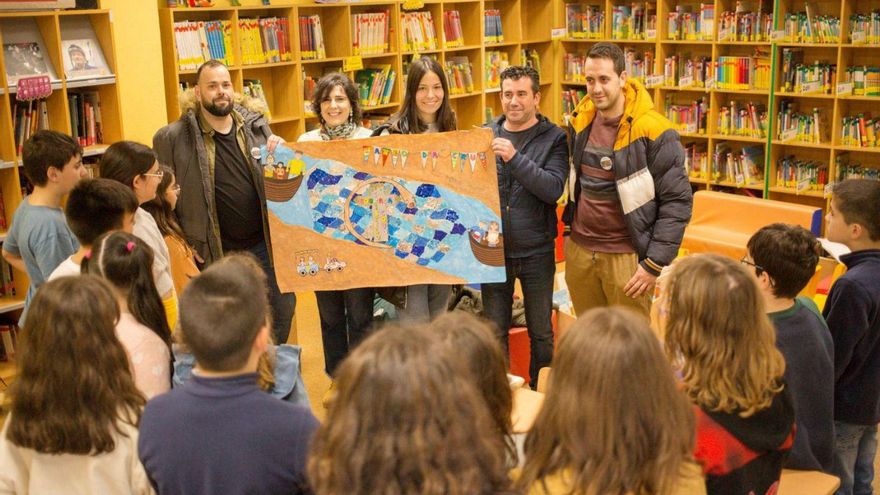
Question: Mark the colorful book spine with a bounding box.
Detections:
[483,9,504,44]
[401,11,438,51]
[443,10,464,47]
[485,51,510,88]
[566,4,605,39]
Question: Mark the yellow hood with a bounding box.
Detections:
[569,78,657,134]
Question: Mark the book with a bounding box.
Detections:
[173,20,232,71]
[443,10,464,47]
[445,56,474,94]
[401,11,438,51]
[352,11,391,56]
[61,39,111,80]
[566,4,604,39]
[484,9,503,44]
[485,50,510,88]
[300,15,327,60]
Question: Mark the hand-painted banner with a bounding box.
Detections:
[263,128,505,291]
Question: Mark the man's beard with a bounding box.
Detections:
[203,96,233,117]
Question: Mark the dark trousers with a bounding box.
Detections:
[481,250,556,388]
[248,240,296,344]
[315,288,375,376]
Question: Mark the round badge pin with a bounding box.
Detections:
[250,147,261,159]
[600,156,613,170]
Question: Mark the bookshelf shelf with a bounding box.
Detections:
[838,95,880,101]
[768,186,826,197]
[714,88,770,95]
[772,140,833,149]
[0,161,14,170]
[712,134,766,143]
[834,145,880,153]
[242,61,298,70]
[775,92,835,99]
[82,144,109,157]
[661,39,713,44]
[0,296,24,314]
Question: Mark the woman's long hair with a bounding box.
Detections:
[387,56,456,134]
[429,312,516,464]
[664,254,785,417]
[140,165,187,245]
[517,308,695,495]
[308,324,512,495]
[83,231,172,350]
[6,276,145,454]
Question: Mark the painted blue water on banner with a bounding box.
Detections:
[267,156,505,282]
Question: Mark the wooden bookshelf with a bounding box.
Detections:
[554,0,880,233]
[0,9,123,316]
[157,0,554,139]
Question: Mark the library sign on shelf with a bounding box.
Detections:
[801,81,822,94]
[735,174,745,187]
[837,82,854,96]
[678,76,694,88]
[770,30,786,41]
[551,28,566,40]
[705,77,715,90]
[852,31,867,44]
[780,128,798,142]
[825,182,835,198]
[646,29,657,40]
[343,56,364,72]
[645,74,664,88]
[797,178,811,193]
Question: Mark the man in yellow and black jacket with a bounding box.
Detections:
[562,42,692,317]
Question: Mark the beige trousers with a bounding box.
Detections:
[564,238,651,318]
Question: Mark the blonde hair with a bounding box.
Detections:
[664,254,785,417]
[517,308,695,495]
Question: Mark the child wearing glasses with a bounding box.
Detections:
[142,164,200,295]
[100,141,178,331]
[746,223,834,473]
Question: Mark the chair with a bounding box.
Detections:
[778,469,840,495]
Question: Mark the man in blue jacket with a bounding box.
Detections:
[484,65,569,389]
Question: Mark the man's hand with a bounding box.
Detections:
[267,134,286,153]
[491,137,517,163]
[623,264,657,298]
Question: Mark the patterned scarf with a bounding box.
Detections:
[320,121,357,141]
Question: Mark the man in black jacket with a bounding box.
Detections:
[484,66,569,388]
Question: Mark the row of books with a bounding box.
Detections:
[0,258,15,298]
[776,156,828,190]
[717,100,767,138]
[242,79,269,117]
[299,15,327,60]
[664,96,707,134]
[718,8,772,42]
[484,9,504,44]
[485,51,510,88]
[777,101,827,144]
[783,63,836,95]
[68,92,103,148]
[354,66,396,107]
[712,143,764,185]
[523,48,541,74]
[446,56,475,95]
[565,4,604,39]
[666,4,714,41]
[684,142,708,179]
[13,99,48,155]
[443,11,465,48]
[850,13,880,44]
[716,53,771,90]
[840,114,880,148]
[844,66,880,96]
[352,11,391,56]
[401,11,438,52]
[781,11,840,43]
[664,55,711,88]
[611,3,656,40]
[562,88,587,118]
[837,156,880,181]
[239,17,293,65]
[173,20,233,71]
[624,48,652,82]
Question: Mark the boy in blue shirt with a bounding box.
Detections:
[2,130,85,325]
[823,179,880,495]
[746,223,834,473]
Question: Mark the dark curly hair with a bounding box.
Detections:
[499,65,540,93]
[310,72,363,126]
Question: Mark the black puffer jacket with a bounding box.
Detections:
[488,115,569,258]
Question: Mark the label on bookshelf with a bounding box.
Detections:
[735,174,745,187]
[770,30,786,41]
[797,178,810,193]
[685,123,698,134]
[705,77,715,89]
[551,28,566,40]
[851,31,867,44]
[718,28,730,42]
[837,82,854,96]
[678,76,694,88]
[780,129,797,142]
[801,81,822,94]
[824,182,835,198]
[646,29,657,40]
[344,56,364,72]
[645,74,664,88]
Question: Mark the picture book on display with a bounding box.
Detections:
[0,18,59,86]
[61,40,111,80]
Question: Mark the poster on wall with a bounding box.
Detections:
[263,128,506,292]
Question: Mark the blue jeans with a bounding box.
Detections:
[247,240,296,344]
[315,288,375,376]
[834,421,878,495]
[481,251,555,388]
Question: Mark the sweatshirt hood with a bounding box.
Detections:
[178,88,268,120]
[569,78,656,134]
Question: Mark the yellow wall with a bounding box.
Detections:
[100,0,168,145]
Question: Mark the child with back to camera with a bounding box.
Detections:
[83,231,172,400]
[517,307,705,495]
[664,254,795,495]
[0,276,153,494]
